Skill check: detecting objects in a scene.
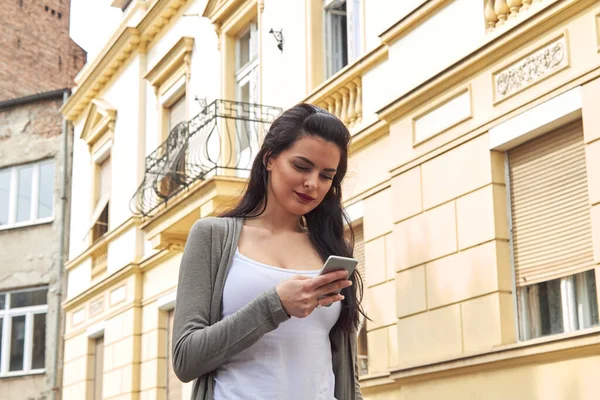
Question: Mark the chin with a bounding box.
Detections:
[286,201,317,217]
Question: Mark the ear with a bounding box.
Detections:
[263,151,273,171]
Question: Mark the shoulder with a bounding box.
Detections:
[188,217,236,242]
[191,216,230,230]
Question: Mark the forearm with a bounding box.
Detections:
[172,287,289,382]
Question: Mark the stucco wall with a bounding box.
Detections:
[0,96,71,399]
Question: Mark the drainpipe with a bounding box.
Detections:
[52,89,70,400]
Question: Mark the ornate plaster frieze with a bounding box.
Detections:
[494,35,569,101]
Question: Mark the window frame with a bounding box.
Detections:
[0,160,55,231]
[156,292,181,400]
[0,287,48,378]
[235,21,260,176]
[90,144,112,244]
[144,37,194,143]
[323,0,361,79]
[502,122,600,342]
[92,335,104,400]
[517,271,599,341]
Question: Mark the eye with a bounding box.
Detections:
[320,174,334,181]
[293,163,310,172]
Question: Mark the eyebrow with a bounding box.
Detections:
[294,156,337,173]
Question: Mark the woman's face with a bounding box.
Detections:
[266,135,342,216]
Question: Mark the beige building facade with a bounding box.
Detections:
[60,0,600,399]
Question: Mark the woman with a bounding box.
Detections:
[172,103,364,400]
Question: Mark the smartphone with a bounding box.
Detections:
[317,255,358,298]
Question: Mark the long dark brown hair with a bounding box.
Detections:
[221,103,364,332]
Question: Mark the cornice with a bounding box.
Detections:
[62,263,141,311]
[377,0,588,122]
[81,99,117,146]
[60,27,140,121]
[61,0,190,121]
[144,36,194,87]
[379,0,452,45]
[65,217,142,272]
[304,45,388,105]
[203,0,246,25]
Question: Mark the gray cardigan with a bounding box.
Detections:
[172,217,362,400]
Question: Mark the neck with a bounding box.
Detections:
[254,199,302,233]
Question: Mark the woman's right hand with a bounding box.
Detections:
[275,270,352,318]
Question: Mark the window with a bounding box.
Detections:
[508,121,600,340]
[91,155,111,243]
[0,160,54,229]
[235,22,259,174]
[166,310,182,400]
[168,94,187,134]
[93,336,104,400]
[144,37,193,143]
[357,321,368,376]
[324,0,361,78]
[0,287,48,377]
[157,94,188,199]
[519,270,598,340]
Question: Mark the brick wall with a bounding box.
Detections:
[0,0,87,102]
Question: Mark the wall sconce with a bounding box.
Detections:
[269,28,283,51]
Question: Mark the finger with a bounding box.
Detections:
[316,279,352,297]
[318,294,345,307]
[289,275,312,281]
[307,270,349,290]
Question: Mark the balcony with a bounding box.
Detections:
[131,99,281,217]
[131,99,281,248]
[304,45,387,134]
[319,78,363,128]
[91,241,108,280]
[484,0,547,32]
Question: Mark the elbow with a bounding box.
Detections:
[171,341,196,383]
[172,338,211,383]
[172,355,195,383]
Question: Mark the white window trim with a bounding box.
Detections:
[86,322,105,339]
[0,289,48,378]
[345,200,364,225]
[160,75,187,108]
[157,292,176,311]
[489,86,582,150]
[518,272,597,341]
[92,139,112,164]
[236,22,258,75]
[323,0,361,78]
[235,22,259,99]
[0,160,55,231]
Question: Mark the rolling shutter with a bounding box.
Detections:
[508,121,594,286]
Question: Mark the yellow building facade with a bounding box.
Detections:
[60,0,600,399]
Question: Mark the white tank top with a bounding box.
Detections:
[214,250,341,400]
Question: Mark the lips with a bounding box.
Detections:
[294,191,315,202]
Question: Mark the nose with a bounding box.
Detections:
[304,172,318,191]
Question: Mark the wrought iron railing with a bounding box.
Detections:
[131,99,282,217]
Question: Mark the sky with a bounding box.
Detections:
[70,0,123,62]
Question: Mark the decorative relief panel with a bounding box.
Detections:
[89,296,105,317]
[494,35,569,102]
